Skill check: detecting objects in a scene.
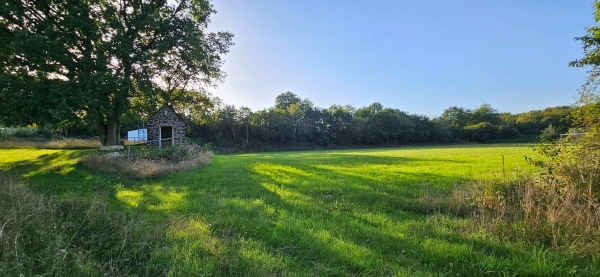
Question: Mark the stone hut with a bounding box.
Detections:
[146,104,186,148]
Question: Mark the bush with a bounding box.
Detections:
[11,126,37,138]
[0,174,164,276]
[463,122,499,142]
[0,128,10,140]
[498,126,520,139]
[11,126,53,138]
[154,144,210,162]
[0,126,54,140]
[539,124,560,142]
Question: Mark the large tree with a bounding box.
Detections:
[0,0,233,145]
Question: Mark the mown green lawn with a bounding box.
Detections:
[1,144,596,276]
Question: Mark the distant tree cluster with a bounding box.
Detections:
[436,104,573,143]
[130,91,575,150]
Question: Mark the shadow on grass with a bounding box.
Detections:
[114,152,584,275]
[0,150,132,203]
[1,149,591,275]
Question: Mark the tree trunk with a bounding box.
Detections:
[293,115,298,141]
[98,119,121,146]
[60,125,68,137]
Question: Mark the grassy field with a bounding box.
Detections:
[1,144,598,276]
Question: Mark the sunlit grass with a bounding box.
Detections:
[116,189,144,207]
[0,149,84,178]
[1,144,597,275]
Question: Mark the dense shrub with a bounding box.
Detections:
[498,126,520,139]
[463,122,499,142]
[539,124,560,141]
[0,127,10,140]
[0,126,54,140]
[11,126,37,138]
[12,126,53,138]
[152,143,212,162]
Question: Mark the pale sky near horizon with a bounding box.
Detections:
[206,1,595,117]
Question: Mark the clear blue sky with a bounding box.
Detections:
[207,1,595,117]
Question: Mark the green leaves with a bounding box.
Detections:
[0,0,233,144]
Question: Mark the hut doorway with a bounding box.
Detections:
[160,126,173,148]
[146,104,187,148]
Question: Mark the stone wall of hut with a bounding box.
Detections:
[146,105,186,148]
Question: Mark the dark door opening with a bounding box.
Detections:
[160,126,173,148]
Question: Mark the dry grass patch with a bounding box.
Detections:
[0,138,101,149]
[419,169,600,257]
[459,178,599,255]
[46,138,102,149]
[80,144,213,179]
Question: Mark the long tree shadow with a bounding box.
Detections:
[2,149,588,275]
[0,150,110,195]
[112,152,580,275]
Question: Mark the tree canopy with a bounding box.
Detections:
[570,0,600,134]
[0,0,233,145]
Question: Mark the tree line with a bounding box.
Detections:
[119,91,574,150]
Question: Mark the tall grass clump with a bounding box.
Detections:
[45,138,102,149]
[80,144,213,179]
[0,174,164,276]
[450,176,599,255]
[441,104,600,256]
[0,138,101,149]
